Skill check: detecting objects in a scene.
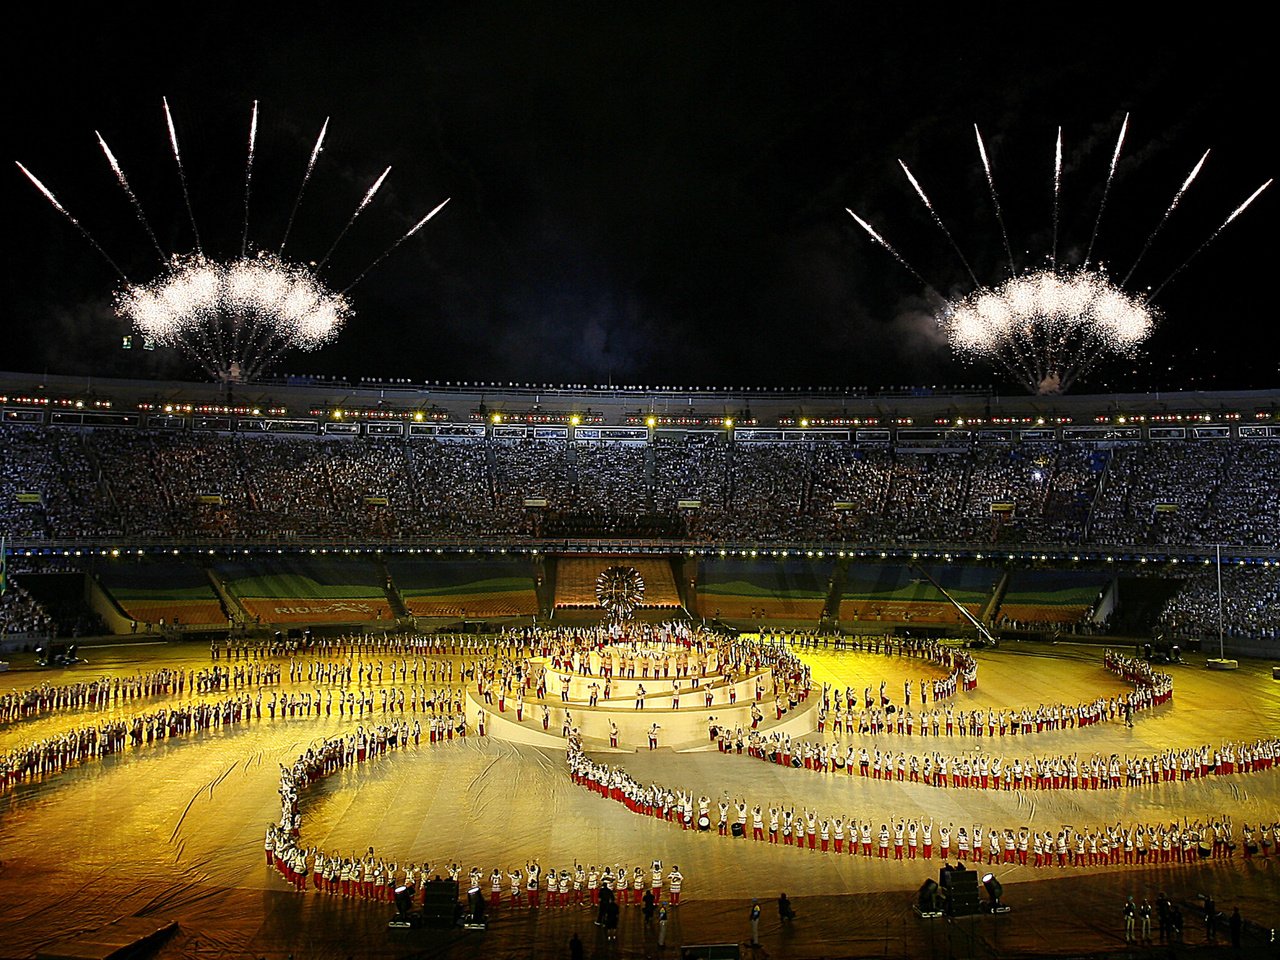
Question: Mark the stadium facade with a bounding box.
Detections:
[2,371,1277,656]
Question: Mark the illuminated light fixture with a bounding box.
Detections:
[491,412,503,424]
[569,414,582,426]
[723,417,734,428]
[646,415,657,428]
[980,873,1006,912]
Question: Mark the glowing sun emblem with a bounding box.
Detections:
[596,565,646,620]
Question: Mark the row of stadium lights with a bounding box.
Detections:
[678,547,1274,566]
[9,546,1276,567]
[346,381,990,393]
[1095,413,1240,425]
[3,395,1271,426]
[129,408,1266,427]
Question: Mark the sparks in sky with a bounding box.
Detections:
[847,115,1270,394]
[17,99,450,382]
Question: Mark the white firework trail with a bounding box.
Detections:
[974,125,1016,275]
[898,159,978,285]
[241,100,259,256]
[844,208,931,288]
[280,116,329,255]
[344,197,451,292]
[15,161,129,279]
[1123,148,1210,284]
[163,96,202,253]
[96,131,166,262]
[1052,127,1063,267]
[1220,178,1271,226]
[1146,178,1273,300]
[318,165,392,268]
[1084,112,1129,266]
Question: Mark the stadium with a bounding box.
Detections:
[2,374,1278,655]
[2,371,1277,959]
[3,9,1278,960]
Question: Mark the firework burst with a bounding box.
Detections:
[116,253,350,382]
[17,100,449,382]
[943,268,1154,394]
[848,116,1270,394]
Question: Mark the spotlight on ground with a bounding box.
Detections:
[463,885,487,930]
[915,877,943,918]
[981,873,1010,913]
[388,884,420,929]
[394,884,415,916]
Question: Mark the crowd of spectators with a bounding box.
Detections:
[0,582,54,637]
[1,424,1277,549]
[1092,444,1280,548]
[0,424,120,539]
[1158,565,1280,643]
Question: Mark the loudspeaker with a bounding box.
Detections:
[421,880,459,928]
[942,868,981,917]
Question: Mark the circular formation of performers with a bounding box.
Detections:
[1,625,1275,914]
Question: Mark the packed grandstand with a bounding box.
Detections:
[1,374,1276,655]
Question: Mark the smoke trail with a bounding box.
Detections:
[1052,127,1062,268]
[318,165,392,268]
[974,125,1016,276]
[343,197,450,292]
[241,100,259,256]
[1146,179,1272,301]
[1084,112,1128,266]
[280,116,329,255]
[1123,149,1210,284]
[844,208,932,289]
[163,97,202,254]
[96,131,166,262]
[898,159,979,286]
[15,161,130,279]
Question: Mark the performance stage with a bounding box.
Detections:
[0,636,1276,958]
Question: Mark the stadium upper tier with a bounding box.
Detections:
[1,373,1276,553]
[3,427,1278,554]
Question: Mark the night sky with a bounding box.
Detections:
[3,7,1274,393]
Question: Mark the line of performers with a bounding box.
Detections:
[566,736,1276,871]
[0,667,190,723]
[0,683,466,793]
[728,728,1278,791]
[813,649,1171,742]
[265,724,688,908]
